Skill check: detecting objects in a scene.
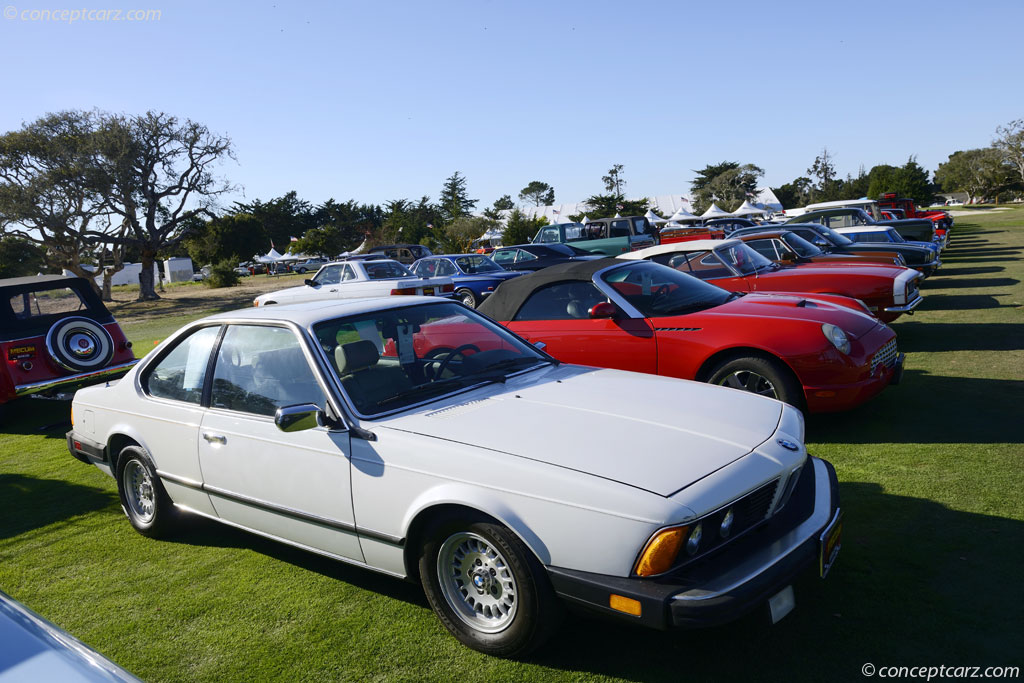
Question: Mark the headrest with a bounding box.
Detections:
[668,254,688,269]
[335,340,379,374]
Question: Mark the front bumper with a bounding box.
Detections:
[14,360,138,398]
[883,294,923,314]
[546,457,839,630]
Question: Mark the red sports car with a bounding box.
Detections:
[477,259,904,413]
[622,239,922,323]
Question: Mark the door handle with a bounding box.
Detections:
[202,432,226,445]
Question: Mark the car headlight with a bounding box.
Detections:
[634,525,687,576]
[822,323,851,354]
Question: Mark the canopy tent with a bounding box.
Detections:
[579,215,590,225]
[645,209,668,225]
[667,207,701,223]
[700,203,732,219]
[731,200,769,217]
[551,211,571,224]
[256,247,284,263]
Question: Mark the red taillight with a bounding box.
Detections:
[391,288,416,295]
[440,283,454,293]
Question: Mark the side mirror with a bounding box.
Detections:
[813,238,828,247]
[275,404,324,433]
[305,279,319,287]
[589,302,617,319]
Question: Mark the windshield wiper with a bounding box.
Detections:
[474,356,554,374]
[376,374,506,408]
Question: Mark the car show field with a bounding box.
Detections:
[0,208,1022,681]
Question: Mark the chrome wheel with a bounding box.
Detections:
[457,289,477,309]
[123,459,156,524]
[717,370,777,398]
[437,531,518,633]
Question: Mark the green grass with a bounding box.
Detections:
[2,210,1023,681]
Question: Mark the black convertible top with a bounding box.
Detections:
[477,258,621,321]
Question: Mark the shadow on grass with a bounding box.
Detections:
[526,482,1023,679]
[920,277,1019,290]
[929,266,1005,277]
[0,474,117,539]
[0,399,71,438]
[893,322,1024,352]
[809,369,1023,445]
[917,294,1019,311]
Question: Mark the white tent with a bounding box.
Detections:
[551,211,571,224]
[700,203,731,219]
[256,247,284,263]
[667,207,701,223]
[613,212,621,218]
[579,215,590,225]
[732,200,768,217]
[645,209,668,225]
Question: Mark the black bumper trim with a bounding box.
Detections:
[547,457,840,631]
[66,430,106,465]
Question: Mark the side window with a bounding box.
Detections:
[537,227,561,243]
[144,326,222,404]
[584,223,606,239]
[513,282,610,321]
[410,261,426,277]
[515,249,538,263]
[341,265,357,281]
[609,220,630,238]
[828,214,853,228]
[492,250,515,265]
[315,265,343,285]
[746,239,779,260]
[431,260,454,276]
[211,325,326,416]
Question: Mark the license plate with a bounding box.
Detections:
[422,287,434,296]
[768,585,795,624]
[819,509,843,578]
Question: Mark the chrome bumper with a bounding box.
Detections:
[14,360,138,397]
[884,294,924,314]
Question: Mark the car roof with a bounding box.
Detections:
[476,258,620,321]
[205,296,438,327]
[833,226,890,233]
[805,199,875,210]
[622,239,739,260]
[0,274,79,288]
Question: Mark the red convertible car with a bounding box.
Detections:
[477,259,904,413]
[621,239,922,323]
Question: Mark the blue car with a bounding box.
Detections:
[410,254,527,308]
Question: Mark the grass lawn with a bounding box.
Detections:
[2,210,1023,681]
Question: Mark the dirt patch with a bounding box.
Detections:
[106,273,308,323]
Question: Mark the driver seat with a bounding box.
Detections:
[335,340,413,412]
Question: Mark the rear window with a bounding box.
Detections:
[9,287,88,319]
[364,262,413,279]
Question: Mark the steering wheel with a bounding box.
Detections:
[433,343,480,379]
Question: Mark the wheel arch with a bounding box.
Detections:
[400,489,551,582]
[695,346,801,387]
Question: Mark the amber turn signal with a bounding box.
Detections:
[609,594,642,617]
[634,525,687,577]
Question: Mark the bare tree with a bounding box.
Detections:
[93,112,235,300]
[994,119,1024,186]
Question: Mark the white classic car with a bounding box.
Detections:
[67,297,842,657]
[253,259,454,307]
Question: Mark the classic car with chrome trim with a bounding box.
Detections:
[786,203,938,247]
[621,240,923,323]
[491,243,602,271]
[769,223,941,277]
[409,254,527,309]
[479,259,903,413]
[253,259,454,307]
[832,226,942,257]
[0,275,137,407]
[731,229,908,267]
[67,297,840,657]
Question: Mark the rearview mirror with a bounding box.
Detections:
[275,404,324,433]
[304,279,318,287]
[589,302,617,319]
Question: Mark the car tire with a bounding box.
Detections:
[419,515,562,658]
[707,355,803,409]
[46,317,114,372]
[296,267,307,274]
[456,288,478,309]
[116,445,177,538]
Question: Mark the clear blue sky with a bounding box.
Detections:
[2,0,1021,209]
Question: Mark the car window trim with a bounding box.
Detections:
[138,323,224,407]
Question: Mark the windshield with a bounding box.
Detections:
[712,242,774,275]
[314,302,549,416]
[783,232,824,258]
[453,255,503,273]
[886,229,906,243]
[816,225,855,247]
[865,204,882,221]
[601,261,731,317]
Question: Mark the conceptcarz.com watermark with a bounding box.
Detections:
[3,5,161,22]
[862,663,1020,680]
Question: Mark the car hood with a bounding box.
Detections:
[716,291,881,337]
[375,365,784,497]
[773,262,907,278]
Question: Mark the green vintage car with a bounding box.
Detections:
[532,217,656,256]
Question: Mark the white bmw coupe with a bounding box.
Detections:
[67,296,841,657]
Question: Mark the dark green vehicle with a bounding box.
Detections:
[532,216,656,256]
[786,205,937,246]
[771,223,942,278]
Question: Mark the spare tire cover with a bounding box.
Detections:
[46,316,114,372]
